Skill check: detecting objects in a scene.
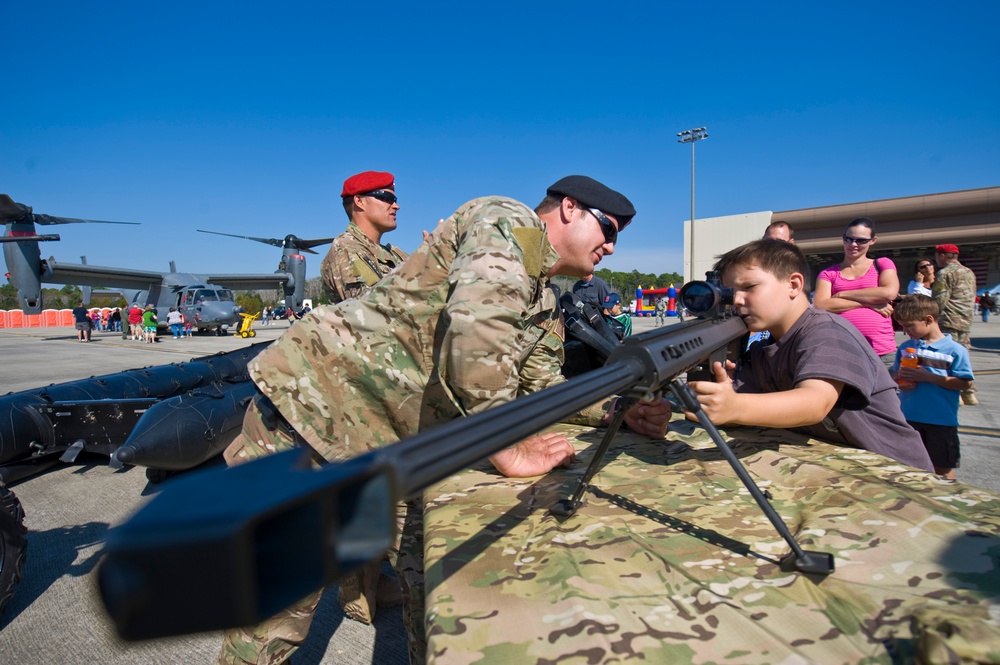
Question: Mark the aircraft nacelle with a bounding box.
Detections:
[2,228,48,314]
[282,254,306,311]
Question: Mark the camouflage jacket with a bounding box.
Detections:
[932,261,977,332]
[251,196,608,462]
[319,222,409,303]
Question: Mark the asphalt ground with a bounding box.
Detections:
[0,316,998,663]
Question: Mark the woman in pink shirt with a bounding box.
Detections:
[813,217,900,368]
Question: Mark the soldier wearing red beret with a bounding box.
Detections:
[320,170,408,304]
[933,242,979,405]
[319,171,409,623]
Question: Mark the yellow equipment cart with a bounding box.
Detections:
[233,311,259,338]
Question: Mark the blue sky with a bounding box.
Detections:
[3,1,997,283]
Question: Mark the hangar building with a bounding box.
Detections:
[683,186,1000,290]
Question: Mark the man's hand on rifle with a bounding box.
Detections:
[621,398,673,438]
[489,431,577,478]
[686,360,741,425]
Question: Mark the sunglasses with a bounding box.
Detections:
[842,235,874,245]
[918,263,933,269]
[361,189,397,205]
[589,208,618,245]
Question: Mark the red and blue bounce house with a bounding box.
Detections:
[633,284,680,317]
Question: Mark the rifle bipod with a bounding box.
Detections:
[551,380,834,576]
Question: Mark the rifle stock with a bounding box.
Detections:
[99,313,750,640]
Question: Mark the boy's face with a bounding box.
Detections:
[722,262,805,337]
[898,315,936,341]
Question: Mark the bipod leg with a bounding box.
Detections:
[669,380,834,575]
[551,396,636,517]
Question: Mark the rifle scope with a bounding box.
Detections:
[678,271,734,317]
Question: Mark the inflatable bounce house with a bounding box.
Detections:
[633,284,681,317]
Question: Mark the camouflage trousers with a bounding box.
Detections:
[218,401,427,665]
[941,327,977,399]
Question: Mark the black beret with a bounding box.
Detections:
[547,175,636,230]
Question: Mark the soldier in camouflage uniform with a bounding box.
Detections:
[218,176,675,665]
[320,170,409,303]
[317,171,413,625]
[933,243,979,405]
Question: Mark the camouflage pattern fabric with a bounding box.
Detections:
[250,195,606,462]
[942,328,972,350]
[320,221,409,303]
[423,421,1000,664]
[318,219,409,625]
[933,261,977,333]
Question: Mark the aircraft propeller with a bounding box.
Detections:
[1,194,139,227]
[196,230,336,255]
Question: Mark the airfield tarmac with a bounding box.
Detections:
[1,317,998,664]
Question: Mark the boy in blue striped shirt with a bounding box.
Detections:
[892,294,974,478]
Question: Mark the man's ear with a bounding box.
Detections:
[560,196,580,221]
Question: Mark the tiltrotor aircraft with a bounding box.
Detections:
[1,194,334,332]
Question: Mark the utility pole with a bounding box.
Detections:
[677,126,708,281]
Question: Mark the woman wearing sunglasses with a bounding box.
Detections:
[813,217,900,368]
[907,259,936,297]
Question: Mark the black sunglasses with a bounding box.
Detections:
[842,235,874,245]
[361,189,397,205]
[588,208,618,245]
[917,263,933,269]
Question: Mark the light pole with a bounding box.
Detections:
[677,126,708,281]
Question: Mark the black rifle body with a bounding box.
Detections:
[99,315,749,640]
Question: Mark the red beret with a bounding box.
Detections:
[935,243,960,254]
[341,171,395,197]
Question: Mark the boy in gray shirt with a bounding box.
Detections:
[687,239,933,472]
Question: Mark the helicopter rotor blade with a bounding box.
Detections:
[33,214,139,226]
[294,237,337,251]
[198,230,336,254]
[0,194,30,222]
[197,229,284,249]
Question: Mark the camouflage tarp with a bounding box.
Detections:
[423,420,1000,663]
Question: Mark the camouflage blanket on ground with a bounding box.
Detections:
[423,421,1000,664]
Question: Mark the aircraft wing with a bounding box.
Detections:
[204,273,292,291]
[45,258,165,290]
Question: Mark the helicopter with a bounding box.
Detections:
[2,194,335,333]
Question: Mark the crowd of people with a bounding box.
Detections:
[70,304,124,342]
[207,170,986,665]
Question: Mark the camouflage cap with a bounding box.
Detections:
[547,175,635,230]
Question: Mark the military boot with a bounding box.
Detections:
[338,561,379,624]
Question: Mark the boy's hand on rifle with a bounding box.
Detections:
[489,431,576,478]
[686,361,740,425]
